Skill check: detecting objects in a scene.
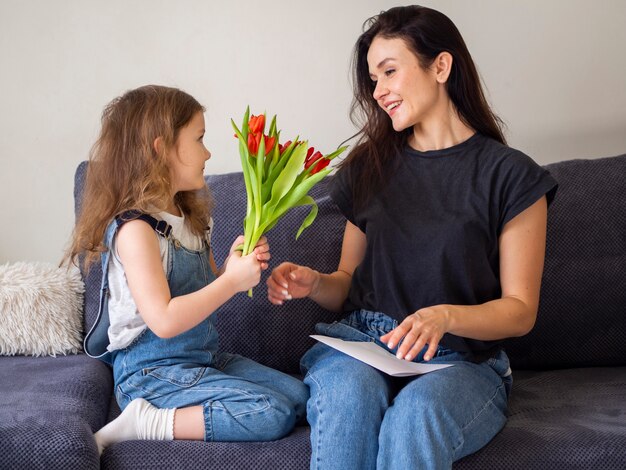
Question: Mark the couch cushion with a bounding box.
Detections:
[100,367,626,470]
[0,354,112,469]
[503,154,626,369]
[455,367,626,469]
[101,425,310,470]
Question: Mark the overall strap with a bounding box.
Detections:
[84,210,175,362]
[117,210,173,239]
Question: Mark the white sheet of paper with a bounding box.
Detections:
[311,335,453,377]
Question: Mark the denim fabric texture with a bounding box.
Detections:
[100,218,308,442]
[301,310,512,470]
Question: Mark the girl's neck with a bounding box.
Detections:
[163,200,182,217]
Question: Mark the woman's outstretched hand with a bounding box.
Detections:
[267,262,320,305]
[380,305,452,362]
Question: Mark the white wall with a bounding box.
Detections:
[1,0,625,264]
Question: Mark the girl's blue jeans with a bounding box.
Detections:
[113,343,309,442]
[301,309,512,470]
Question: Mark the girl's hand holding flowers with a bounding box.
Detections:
[222,236,271,293]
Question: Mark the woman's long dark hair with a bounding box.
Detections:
[342,5,506,208]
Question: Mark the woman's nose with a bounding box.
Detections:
[372,80,388,101]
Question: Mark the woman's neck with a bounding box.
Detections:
[408,102,475,152]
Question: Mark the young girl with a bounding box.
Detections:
[267,6,557,470]
[67,85,308,453]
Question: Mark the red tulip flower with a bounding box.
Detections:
[247,114,275,156]
[304,147,330,174]
[248,114,265,134]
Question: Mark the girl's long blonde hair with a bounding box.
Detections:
[66,85,214,269]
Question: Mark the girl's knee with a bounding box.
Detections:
[257,396,298,440]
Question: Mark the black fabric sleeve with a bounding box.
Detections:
[497,151,559,232]
[329,167,356,225]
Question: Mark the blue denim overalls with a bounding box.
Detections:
[84,212,307,442]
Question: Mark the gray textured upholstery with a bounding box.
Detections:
[502,156,626,369]
[1,154,623,469]
[0,354,112,469]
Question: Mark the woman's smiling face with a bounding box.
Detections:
[367,36,442,132]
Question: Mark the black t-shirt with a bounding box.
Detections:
[330,133,558,355]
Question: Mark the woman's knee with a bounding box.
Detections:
[304,353,392,415]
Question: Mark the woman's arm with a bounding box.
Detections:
[117,221,266,338]
[382,196,548,361]
[267,221,366,312]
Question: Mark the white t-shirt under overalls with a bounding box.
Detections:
[106,211,213,351]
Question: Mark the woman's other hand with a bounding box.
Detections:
[267,262,320,305]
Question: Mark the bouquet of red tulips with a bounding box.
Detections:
[231,107,347,296]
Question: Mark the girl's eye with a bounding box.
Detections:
[198,135,204,142]
[385,69,395,76]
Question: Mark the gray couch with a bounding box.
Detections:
[1,154,625,469]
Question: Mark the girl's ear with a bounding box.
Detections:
[153,136,164,156]
[433,51,453,84]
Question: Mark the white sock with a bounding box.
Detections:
[94,398,175,454]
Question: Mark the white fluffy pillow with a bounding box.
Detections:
[0,262,84,356]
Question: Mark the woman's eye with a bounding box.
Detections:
[385,69,395,76]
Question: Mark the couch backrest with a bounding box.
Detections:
[502,154,626,369]
[75,154,626,373]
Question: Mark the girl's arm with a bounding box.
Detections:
[116,221,265,338]
[267,221,366,312]
[382,196,549,361]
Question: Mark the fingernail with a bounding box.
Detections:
[282,290,289,296]
[387,342,394,349]
[405,354,412,361]
[424,355,431,361]
[285,294,292,300]
[289,273,296,279]
[396,352,403,360]
[281,283,288,289]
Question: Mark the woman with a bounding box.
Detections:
[267,5,557,470]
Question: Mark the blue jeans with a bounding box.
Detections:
[301,310,512,470]
[114,347,308,441]
[99,214,308,442]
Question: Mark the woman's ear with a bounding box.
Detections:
[433,51,453,84]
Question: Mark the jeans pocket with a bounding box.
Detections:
[314,321,374,343]
[143,363,206,387]
[487,351,513,398]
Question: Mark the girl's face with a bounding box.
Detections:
[367,36,442,132]
[169,111,211,194]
